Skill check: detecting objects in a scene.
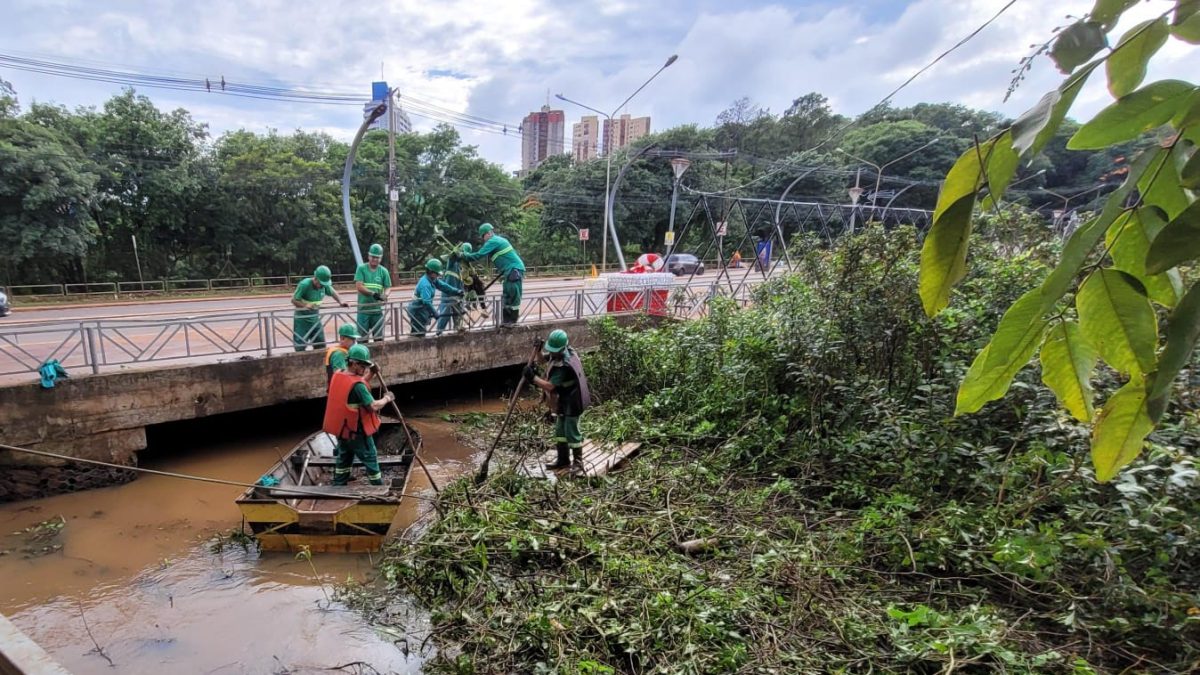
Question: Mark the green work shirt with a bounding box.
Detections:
[293,278,332,316]
[354,263,392,311]
[464,234,525,275]
[328,348,348,372]
[548,361,582,417]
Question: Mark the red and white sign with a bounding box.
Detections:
[716,221,727,236]
[579,228,589,241]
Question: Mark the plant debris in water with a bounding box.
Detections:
[2,515,66,558]
[346,225,1199,673]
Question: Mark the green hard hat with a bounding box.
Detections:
[347,343,372,364]
[544,329,569,354]
[314,265,332,283]
[460,242,473,254]
[425,258,443,273]
[368,243,384,258]
[337,324,361,339]
[478,222,494,236]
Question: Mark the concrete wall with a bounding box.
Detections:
[0,318,631,501]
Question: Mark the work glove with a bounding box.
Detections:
[340,301,350,308]
[372,292,385,302]
[523,364,538,381]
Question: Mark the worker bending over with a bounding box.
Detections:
[527,329,591,474]
[461,223,525,325]
[407,258,463,337]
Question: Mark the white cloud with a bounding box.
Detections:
[1,0,1195,171]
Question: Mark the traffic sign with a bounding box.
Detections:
[716,221,727,236]
[664,230,675,246]
[579,228,589,241]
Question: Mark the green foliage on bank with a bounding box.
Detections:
[350,226,1200,673]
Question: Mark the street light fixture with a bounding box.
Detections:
[837,136,942,211]
[556,53,678,271]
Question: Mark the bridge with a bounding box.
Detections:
[0,277,760,502]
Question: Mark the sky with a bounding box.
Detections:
[0,0,1193,172]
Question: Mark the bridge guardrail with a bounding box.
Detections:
[0,277,764,378]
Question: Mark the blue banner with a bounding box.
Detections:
[755,239,772,269]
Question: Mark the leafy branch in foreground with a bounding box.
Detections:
[919,0,1200,481]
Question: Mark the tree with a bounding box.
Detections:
[918,0,1200,482]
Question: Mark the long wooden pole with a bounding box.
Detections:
[374,371,441,499]
[475,342,542,483]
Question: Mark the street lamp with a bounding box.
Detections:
[666,157,691,259]
[837,136,942,211]
[556,53,678,271]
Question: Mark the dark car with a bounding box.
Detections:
[665,253,705,276]
[0,288,9,317]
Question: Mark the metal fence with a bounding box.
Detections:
[0,279,762,378]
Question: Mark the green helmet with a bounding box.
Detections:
[425,258,443,273]
[337,324,361,340]
[347,344,372,364]
[478,222,494,236]
[368,243,384,258]
[314,265,332,283]
[460,242,473,254]
[544,329,569,354]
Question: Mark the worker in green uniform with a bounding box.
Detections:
[355,243,392,342]
[527,329,591,474]
[407,258,463,337]
[435,244,467,336]
[291,265,349,352]
[461,223,525,325]
[324,323,361,384]
[324,344,393,486]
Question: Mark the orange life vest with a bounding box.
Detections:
[322,370,381,440]
[324,345,348,383]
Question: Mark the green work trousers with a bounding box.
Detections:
[293,315,325,352]
[332,435,383,486]
[554,415,583,449]
[502,275,523,325]
[406,302,435,336]
[357,311,385,342]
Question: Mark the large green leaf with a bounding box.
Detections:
[1068,80,1197,149]
[1137,145,1191,219]
[1145,200,1200,274]
[1091,379,1154,482]
[1012,63,1099,158]
[1182,150,1200,189]
[956,289,1048,415]
[1172,0,1200,43]
[1107,207,1183,307]
[920,132,1017,317]
[1040,321,1098,422]
[1107,18,1170,97]
[1146,280,1200,421]
[1050,21,1108,74]
[1173,89,1200,129]
[1091,0,1139,28]
[1038,148,1156,310]
[1076,268,1158,376]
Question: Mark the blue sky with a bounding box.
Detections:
[1,0,1192,171]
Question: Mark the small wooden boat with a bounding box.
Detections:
[235,416,418,553]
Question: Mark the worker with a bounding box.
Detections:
[461,223,525,325]
[435,243,468,336]
[323,344,393,486]
[354,243,392,342]
[527,329,591,474]
[324,323,361,384]
[407,258,462,337]
[292,265,349,352]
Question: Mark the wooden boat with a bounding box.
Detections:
[235,416,418,553]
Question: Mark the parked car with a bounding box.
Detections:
[665,254,705,276]
[0,288,10,317]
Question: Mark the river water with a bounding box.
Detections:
[0,399,496,674]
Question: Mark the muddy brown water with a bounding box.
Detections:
[0,399,507,675]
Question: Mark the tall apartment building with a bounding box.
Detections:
[571,115,599,163]
[520,105,565,174]
[602,114,651,155]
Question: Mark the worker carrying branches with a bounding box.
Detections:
[459,222,525,325]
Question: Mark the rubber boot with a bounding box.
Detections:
[545,443,571,470]
[570,446,585,476]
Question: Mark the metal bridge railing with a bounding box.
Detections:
[0,279,760,378]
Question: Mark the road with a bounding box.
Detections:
[0,270,765,382]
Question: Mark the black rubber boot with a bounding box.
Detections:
[570,447,585,476]
[546,444,571,470]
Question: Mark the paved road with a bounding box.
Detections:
[0,271,763,382]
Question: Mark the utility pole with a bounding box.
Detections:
[387,88,399,273]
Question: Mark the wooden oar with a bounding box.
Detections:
[374,371,442,500]
[475,340,543,484]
